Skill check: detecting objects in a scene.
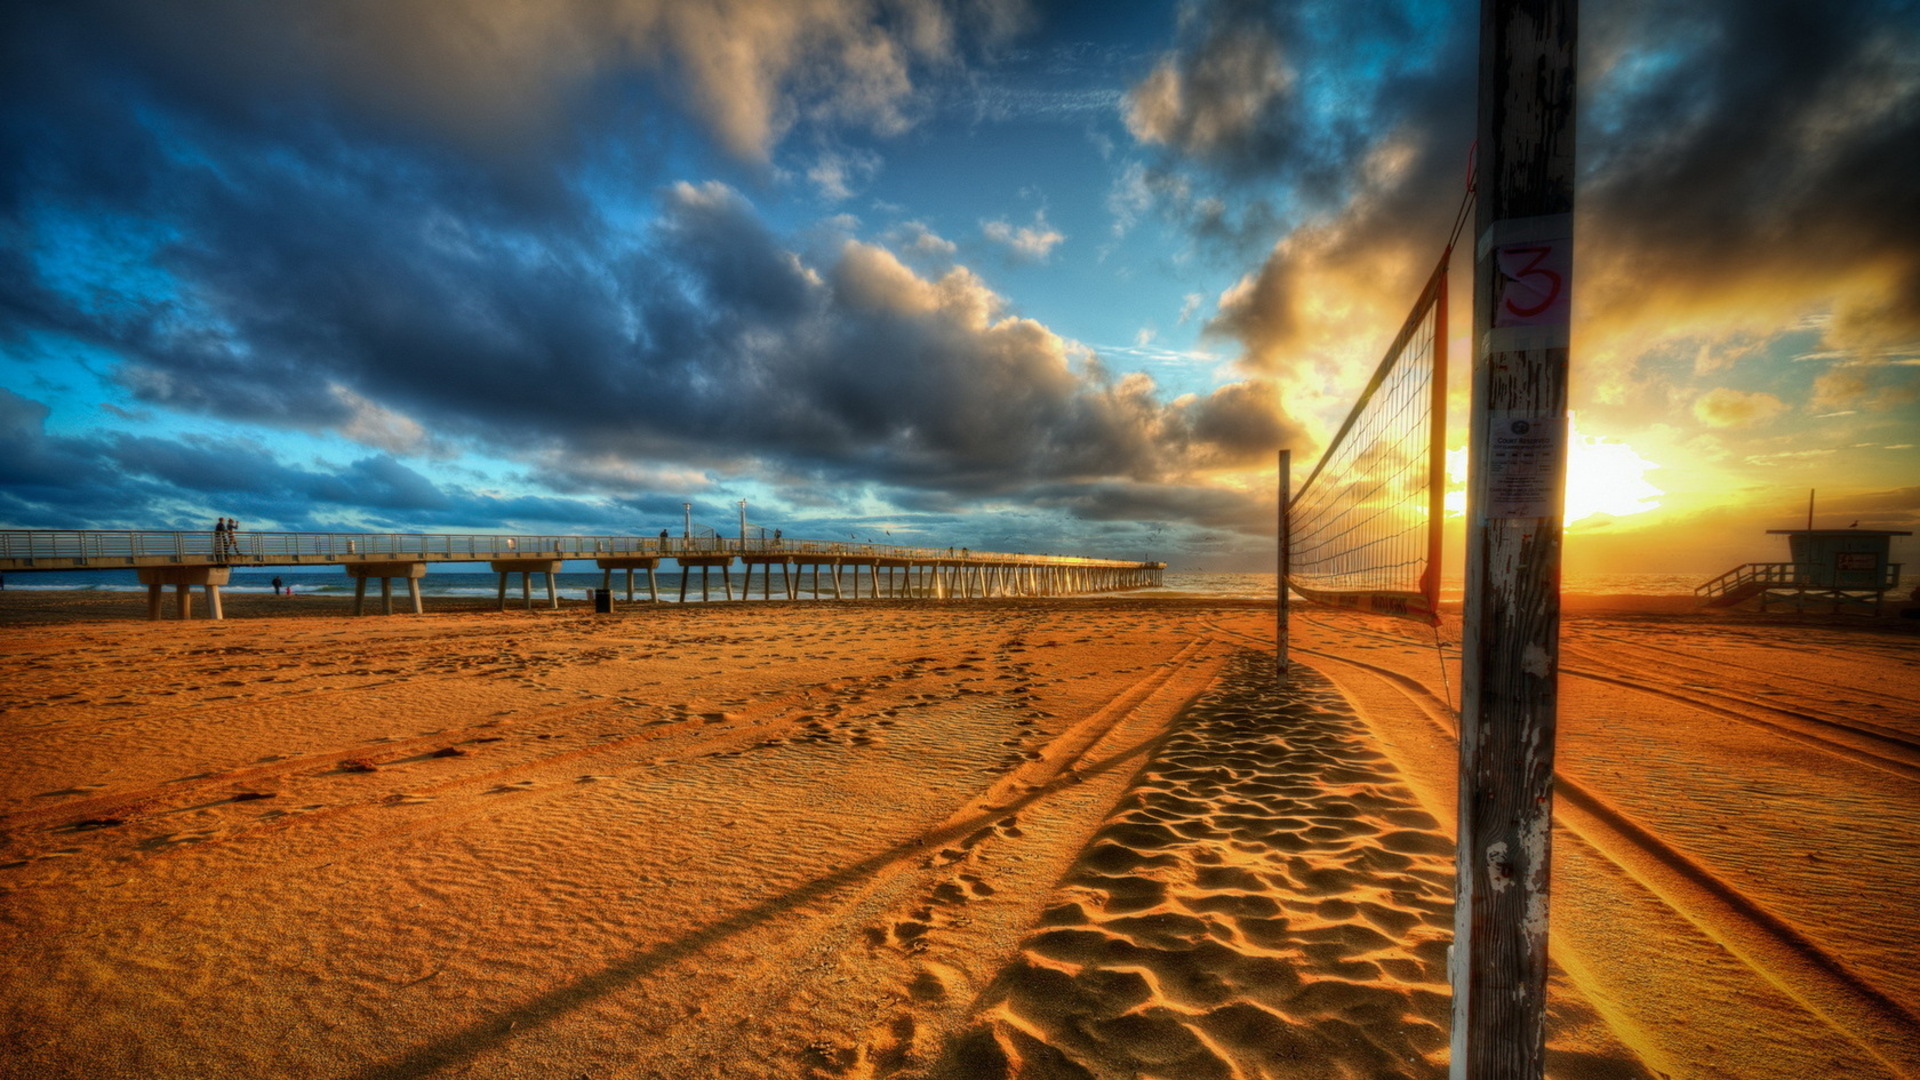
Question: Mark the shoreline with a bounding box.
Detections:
[5,586,1915,629]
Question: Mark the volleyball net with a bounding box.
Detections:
[1286,253,1449,623]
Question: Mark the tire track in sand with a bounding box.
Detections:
[418,636,1233,1080]
[1288,641,1920,1079]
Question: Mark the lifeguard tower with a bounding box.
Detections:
[1696,527,1910,613]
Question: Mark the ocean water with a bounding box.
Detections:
[0,566,1775,602]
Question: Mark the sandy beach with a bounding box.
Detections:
[2,592,1916,1079]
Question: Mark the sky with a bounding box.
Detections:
[3,0,1916,577]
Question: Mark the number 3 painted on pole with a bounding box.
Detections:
[1494,241,1570,327]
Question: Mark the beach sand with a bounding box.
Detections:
[1,592,1915,1078]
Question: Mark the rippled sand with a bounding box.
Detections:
[1,592,1913,1078]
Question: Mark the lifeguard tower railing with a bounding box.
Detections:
[1695,561,1903,608]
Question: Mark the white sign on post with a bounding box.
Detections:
[1485,412,1565,520]
[1479,213,1574,352]
[1494,241,1570,326]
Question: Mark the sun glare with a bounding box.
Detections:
[1442,419,1663,524]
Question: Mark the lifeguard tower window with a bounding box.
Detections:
[1774,530,1903,587]
[1696,528,1911,613]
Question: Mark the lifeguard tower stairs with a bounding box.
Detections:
[1696,528,1910,613]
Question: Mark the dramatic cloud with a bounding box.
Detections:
[1124,7,1296,174]
[1,0,1027,169]
[1578,0,1920,357]
[0,384,678,535]
[10,0,1910,572]
[0,85,1299,530]
[1160,0,1920,394]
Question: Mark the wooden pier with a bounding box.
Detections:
[0,530,1165,620]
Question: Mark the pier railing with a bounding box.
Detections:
[0,529,1159,572]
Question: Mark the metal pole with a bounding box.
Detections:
[1454,1,1577,1077]
[1278,449,1290,680]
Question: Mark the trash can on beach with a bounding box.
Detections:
[593,588,614,614]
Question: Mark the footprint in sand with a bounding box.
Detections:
[909,961,961,1002]
[926,846,968,868]
[885,916,933,951]
[942,655,1462,1080]
[931,873,998,906]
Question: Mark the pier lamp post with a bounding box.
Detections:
[683,503,691,540]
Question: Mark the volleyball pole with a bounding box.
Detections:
[1451,0,1578,1076]
[1277,448,1290,680]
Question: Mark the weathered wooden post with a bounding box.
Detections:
[1453,1,1577,1077]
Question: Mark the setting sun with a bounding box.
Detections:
[1564,421,1664,524]
[1442,417,1662,524]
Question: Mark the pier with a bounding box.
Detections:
[0,530,1165,620]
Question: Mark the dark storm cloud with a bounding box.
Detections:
[1188,379,1291,460]
[1123,0,1476,370]
[4,0,1025,172]
[0,387,663,532]
[1,0,1301,555]
[651,191,1307,489]
[1028,478,1273,534]
[1121,0,1470,256]
[0,389,116,494]
[1123,0,1308,178]
[15,141,1296,498]
[1578,0,1920,354]
[1147,0,1920,379]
